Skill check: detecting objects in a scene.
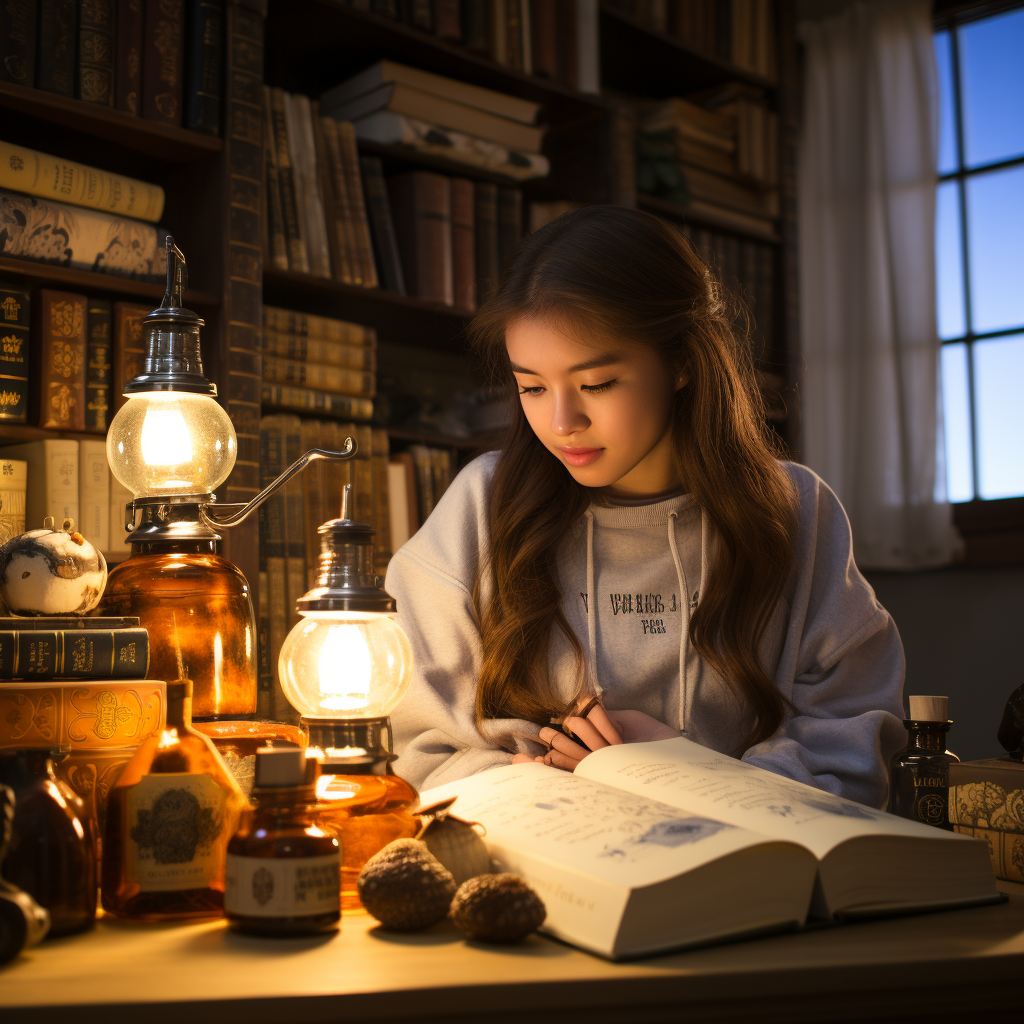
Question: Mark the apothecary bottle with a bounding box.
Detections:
[225,747,340,935]
[101,679,246,920]
[0,749,96,936]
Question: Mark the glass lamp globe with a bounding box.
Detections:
[279,610,412,720]
[106,391,237,499]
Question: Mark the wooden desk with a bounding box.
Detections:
[3,881,1023,1024]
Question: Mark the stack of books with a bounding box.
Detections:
[1,0,224,133]
[388,444,457,553]
[260,305,376,422]
[321,61,550,181]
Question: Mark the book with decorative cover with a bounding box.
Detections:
[143,0,185,125]
[260,383,373,422]
[33,290,88,431]
[421,737,1000,960]
[0,626,149,680]
[0,458,27,544]
[0,0,36,86]
[262,356,374,398]
[78,0,116,106]
[112,302,151,415]
[0,280,30,423]
[37,0,77,97]
[116,0,145,114]
[86,298,113,431]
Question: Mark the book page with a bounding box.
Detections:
[576,738,967,860]
[420,761,793,890]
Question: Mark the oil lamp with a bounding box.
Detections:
[279,484,419,911]
[98,236,353,727]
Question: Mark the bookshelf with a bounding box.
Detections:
[0,0,801,696]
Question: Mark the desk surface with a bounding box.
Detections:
[3,881,1023,1024]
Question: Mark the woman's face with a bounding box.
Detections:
[506,317,685,496]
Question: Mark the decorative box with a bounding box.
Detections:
[949,757,1024,883]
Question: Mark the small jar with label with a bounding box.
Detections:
[225,747,341,935]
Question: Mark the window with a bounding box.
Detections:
[935,5,1024,503]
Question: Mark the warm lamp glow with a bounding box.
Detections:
[279,612,412,720]
[106,391,237,498]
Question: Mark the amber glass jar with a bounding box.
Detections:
[101,680,247,920]
[0,750,97,936]
[226,748,340,935]
[887,719,960,830]
[193,720,306,798]
[313,765,418,913]
[98,543,257,720]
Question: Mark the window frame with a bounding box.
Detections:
[934,0,1024,562]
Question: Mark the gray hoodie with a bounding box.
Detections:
[386,453,906,807]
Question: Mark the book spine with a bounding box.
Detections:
[85,298,112,431]
[497,186,523,276]
[143,0,185,125]
[34,290,88,431]
[0,0,37,86]
[300,418,322,589]
[77,0,115,106]
[0,280,30,424]
[288,93,332,279]
[474,181,499,305]
[115,0,144,114]
[336,122,379,289]
[388,170,453,305]
[183,0,223,135]
[505,0,523,71]
[461,0,491,51]
[0,459,27,541]
[262,356,375,397]
[556,0,578,90]
[370,427,391,576]
[261,332,376,368]
[319,117,359,285]
[260,417,291,722]
[0,628,150,679]
[37,0,76,96]
[270,86,309,273]
[262,86,290,271]
[260,382,374,422]
[449,177,476,312]
[262,305,375,345]
[359,155,406,294]
[282,414,305,632]
[530,0,559,79]
[112,302,150,415]
[78,438,109,550]
[310,105,348,285]
[433,0,461,40]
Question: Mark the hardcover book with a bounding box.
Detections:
[116,0,145,114]
[359,155,405,294]
[261,356,374,398]
[111,302,151,414]
[78,438,110,551]
[143,0,185,125]
[260,383,373,422]
[0,0,36,86]
[335,121,378,288]
[0,626,150,680]
[0,280,30,423]
[420,737,1000,959]
[474,182,499,305]
[0,191,164,280]
[262,306,376,345]
[0,458,27,544]
[260,331,376,371]
[85,297,113,431]
[183,0,224,135]
[78,0,116,106]
[34,290,88,431]
[37,0,77,96]
[388,170,454,305]
[449,177,476,312]
[0,439,79,532]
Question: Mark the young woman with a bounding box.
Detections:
[386,206,906,808]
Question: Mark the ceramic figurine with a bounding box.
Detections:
[0,518,107,616]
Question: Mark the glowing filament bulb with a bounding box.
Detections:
[317,624,372,712]
[140,400,194,467]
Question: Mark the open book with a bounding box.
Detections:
[419,737,999,959]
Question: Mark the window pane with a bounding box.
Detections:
[966,165,1024,333]
[936,181,965,339]
[958,7,1024,168]
[974,334,1024,500]
[934,31,958,175]
[940,342,974,503]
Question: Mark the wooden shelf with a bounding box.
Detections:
[358,140,543,188]
[599,4,778,99]
[262,268,473,352]
[386,428,484,451]
[0,257,218,307]
[0,424,106,444]
[263,0,607,124]
[637,193,781,244]
[0,81,223,163]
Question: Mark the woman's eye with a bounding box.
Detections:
[517,386,544,395]
[581,379,617,394]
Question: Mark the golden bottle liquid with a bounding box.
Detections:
[101,679,246,920]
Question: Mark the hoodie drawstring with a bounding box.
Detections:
[667,510,689,731]
[584,510,602,698]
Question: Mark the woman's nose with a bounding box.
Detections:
[549,391,590,436]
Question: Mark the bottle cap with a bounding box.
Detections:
[253,746,315,788]
[909,695,948,722]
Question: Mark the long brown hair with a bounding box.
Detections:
[469,206,797,750]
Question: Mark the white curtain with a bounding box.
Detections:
[798,0,962,569]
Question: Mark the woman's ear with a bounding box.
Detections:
[675,366,690,392]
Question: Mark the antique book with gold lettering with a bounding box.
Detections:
[0,617,149,680]
[420,737,1001,959]
[0,280,30,423]
[32,291,87,431]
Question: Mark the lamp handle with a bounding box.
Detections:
[199,440,357,529]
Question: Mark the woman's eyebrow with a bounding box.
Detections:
[509,354,623,375]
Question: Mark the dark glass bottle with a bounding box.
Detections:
[887,718,960,830]
[0,750,96,936]
[101,679,246,920]
[225,747,340,935]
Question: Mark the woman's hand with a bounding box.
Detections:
[532,704,624,772]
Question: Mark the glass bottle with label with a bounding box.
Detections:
[0,750,96,936]
[101,679,246,920]
[887,695,959,830]
[225,747,340,935]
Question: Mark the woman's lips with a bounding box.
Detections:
[558,446,604,467]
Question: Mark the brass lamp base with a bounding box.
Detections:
[302,716,395,775]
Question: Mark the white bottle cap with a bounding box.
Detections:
[908,695,948,722]
[254,746,307,788]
